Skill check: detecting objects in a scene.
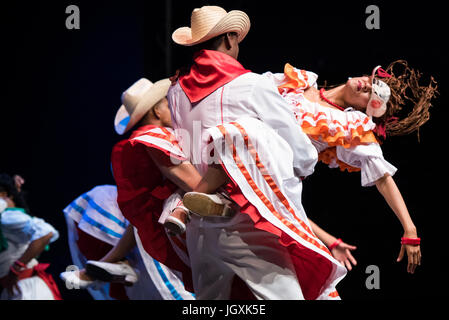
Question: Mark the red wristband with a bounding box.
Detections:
[328,238,342,251]
[14,260,27,269]
[401,237,421,245]
[9,266,21,276]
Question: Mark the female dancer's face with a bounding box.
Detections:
[342,75,373,111]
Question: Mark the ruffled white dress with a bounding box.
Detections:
[263,63,397,186]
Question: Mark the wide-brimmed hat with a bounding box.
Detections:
[114,78,171,135]
[172,6,250,46]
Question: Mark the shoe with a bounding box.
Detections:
[85,261,138,286]
[164,212,187,235]
[60,270,101,289]
[182,192,235,217]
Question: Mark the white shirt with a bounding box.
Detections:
[0,208,59,277]
[168,72,318,177]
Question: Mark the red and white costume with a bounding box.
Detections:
[111,125,195,299]
[0,207,61,300]
[167,50,347,300]
[264,63,397,186]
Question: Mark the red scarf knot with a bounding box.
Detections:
[178,49,251,103]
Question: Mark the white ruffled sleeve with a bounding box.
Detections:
[26,216,59,243]
[2,209,59,244]
[336,144,397,187]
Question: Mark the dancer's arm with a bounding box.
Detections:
[193,164,229,193]
[148,147,228,194]
[15,232,54,267]
[309,219,357,270]
[375,174,421,273]
[147,148,203,192]
[4,232,54,295]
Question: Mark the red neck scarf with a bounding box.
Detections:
[179,49,251,103]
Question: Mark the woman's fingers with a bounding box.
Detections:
[346,249,358,266]
[397,245,405,262]
[344,259,352,271]
[406,246,421,274]
[343,243,357,251]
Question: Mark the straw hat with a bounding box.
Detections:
[172,6,250,46]
[114,78,171,135]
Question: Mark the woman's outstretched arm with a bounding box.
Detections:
[375,174,421,273]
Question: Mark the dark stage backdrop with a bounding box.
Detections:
[2,0,447,301]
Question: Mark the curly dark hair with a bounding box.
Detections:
[0,173,30,213]
[375,60,439,140]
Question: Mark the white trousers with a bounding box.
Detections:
[186,213,304,300]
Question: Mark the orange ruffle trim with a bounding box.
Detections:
[277,63,378,148]
[278,63,309,93]
[318,148,361,173]
[301,118,378,148]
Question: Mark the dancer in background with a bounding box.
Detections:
[60,76,201,300]
[60,184,194,300]
[0,173,61,300]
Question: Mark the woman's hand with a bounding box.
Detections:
[397,232,421,274]
[3,270,21,296]
[331,241,358,271]
[375,175,421,274]
[13,174,25,192]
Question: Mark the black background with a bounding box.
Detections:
[1,0,447,302]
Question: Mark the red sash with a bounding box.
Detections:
[0,263,62,300]
[179,49,251,103]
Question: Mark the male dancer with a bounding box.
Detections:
[167,6,347,299]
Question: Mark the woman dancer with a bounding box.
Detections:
[265,60,436,273]
[60,184,195,300]
[184,60,436,275]
[0,173,61,299]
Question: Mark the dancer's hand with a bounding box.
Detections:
[13,174,25,192]
[396,235,421,274]
[3,270,21,296]
[331,241,357,271]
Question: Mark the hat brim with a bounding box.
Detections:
[172,10,250,46]
[114,78,171,135]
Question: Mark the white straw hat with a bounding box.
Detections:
[114,78,171,135]
[172,6,250,46]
